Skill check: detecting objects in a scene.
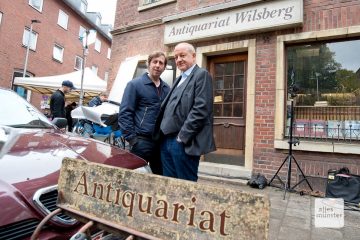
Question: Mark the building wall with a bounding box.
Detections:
[0,0,111,108]
[111,0,360,191]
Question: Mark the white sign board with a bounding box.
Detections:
[164,0,303,44]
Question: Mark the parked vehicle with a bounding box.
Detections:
[0,88,151,240]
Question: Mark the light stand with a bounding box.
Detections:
[269,85,313,199]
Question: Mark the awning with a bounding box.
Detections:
[13,67,107,101]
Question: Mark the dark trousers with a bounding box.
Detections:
[130,137,162,175]
[160,136,200,182]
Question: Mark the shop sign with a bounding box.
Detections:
[164,0,303,44]
[58,158,270,240]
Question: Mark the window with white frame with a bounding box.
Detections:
[95,38,101,52]
[80,0,87,14]
[92,65,98,75]
[74,56,83,70]
[107,48,111,59]
[29,0,43,12]
[57,10,69,30]
[22,27,38,51]
[53,44,64,62]
[104,71,109,82]
[0,12,3,25]
[138,0,176,11]
[79,26,86,39]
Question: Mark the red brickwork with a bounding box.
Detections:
[0,0,111,108]
[111,0,360,190]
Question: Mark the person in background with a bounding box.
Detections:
[88,92,108,107]
[65,102,77,132]
[155,42,216,182]
[50,80,75,120]
[119,51,170,175]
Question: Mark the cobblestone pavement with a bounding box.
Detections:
[198,175,360,240]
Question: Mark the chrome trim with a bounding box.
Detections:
[33,185,77,226]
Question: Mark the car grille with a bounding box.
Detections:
[33,185,77,226]
[0,218,40,240]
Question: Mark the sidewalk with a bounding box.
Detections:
[198,175,360,240]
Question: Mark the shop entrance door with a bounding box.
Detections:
[205,54,247,166]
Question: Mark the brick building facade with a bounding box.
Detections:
[110,0,360,192]
[0,0,112,109]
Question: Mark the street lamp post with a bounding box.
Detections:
[79,29,96,106]
[79,30,89,106]
[23,19,41,78]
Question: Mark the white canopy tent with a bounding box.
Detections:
[13,67,107,102]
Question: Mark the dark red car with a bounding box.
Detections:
[0,88,151,239]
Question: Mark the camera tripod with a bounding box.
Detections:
[269,93,313,199]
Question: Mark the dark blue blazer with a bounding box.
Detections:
[156,65,216,156]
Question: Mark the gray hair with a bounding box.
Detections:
[175,42,196,54]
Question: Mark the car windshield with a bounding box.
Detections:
[0,89,53,129]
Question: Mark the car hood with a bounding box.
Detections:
[0,129,147,226]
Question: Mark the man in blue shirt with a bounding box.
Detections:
[119,52,170,175]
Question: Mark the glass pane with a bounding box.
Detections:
[234,89,243,102]
[233,103,243,117]
[223,104,232,117]
[215,63,225,76]
[213,104,222,117]
[225,62,234,75]
[235,61,245,74]
[224,90,233,103]
[214,77,224,90]
[30,0,43,11]
[234,75,244,88]
[286,39,360,140]
[224,76,233,89]
[214,90,224,103]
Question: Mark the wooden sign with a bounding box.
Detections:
[57,158,269,240]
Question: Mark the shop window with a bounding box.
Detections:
[53,44,64,63]
[286,39,360,142]
[58,9,69,30]
[138,0,176,11]
[74,56,83,70]
[213,61,245,117]
[94,38,101,52]
[29,0,43,12]
[22,27,38,51]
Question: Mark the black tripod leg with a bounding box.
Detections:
[291,156,313,191]
[269,155,288,185]
[283,155,292,200]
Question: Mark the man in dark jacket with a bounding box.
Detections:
[88,92,108,107]
[50,80,75,120]
[119,52,170,175]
